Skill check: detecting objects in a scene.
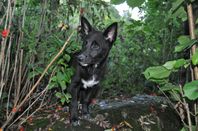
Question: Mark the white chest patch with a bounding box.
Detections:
[81,76,99,89]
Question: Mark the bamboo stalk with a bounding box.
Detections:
[1,31,74,130]
[187,4,198,80]
[187,3,198,130]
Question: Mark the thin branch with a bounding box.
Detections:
[1,31,75,129]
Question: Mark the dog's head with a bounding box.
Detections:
[77,16,118,67]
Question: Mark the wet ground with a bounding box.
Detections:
[24,94,181,131]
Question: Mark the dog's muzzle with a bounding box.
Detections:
[77,54,88,67]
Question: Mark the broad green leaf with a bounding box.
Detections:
[50,76,57,82]
[126,0,144,8]
[64,93,72,103]
[146,78,169,85]
[169,90,181,101]
[171,0,184,13]
[57,71,64,82]
[174,35,197,52]
[61,97,66,104]
[60,81,66,90]
[184,62,190,68]
[163,59,187,70]
[63,54,71,62]
[174,59,187,69]
[172,7,187,21]
[48,82,57,89]
[160,83,180,92]
[55,92,62,98]
[143,66,171,80]
[163,60,176,70]
[111,0,125,5]
[183,80,198,100]
[160,83,181,101]
[192,49,198,65]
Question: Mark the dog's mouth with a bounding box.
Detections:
[79,62,88,67]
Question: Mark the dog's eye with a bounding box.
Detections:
[91,41,100,49]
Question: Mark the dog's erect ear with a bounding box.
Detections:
[81,16,92,35]
[103,22,118,43]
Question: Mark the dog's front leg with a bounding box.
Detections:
[69,86,79,125]
[81,86,100,120]
[80,89,90,119]
[68,76,80,126]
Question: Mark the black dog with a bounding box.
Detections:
[68,16,117,125]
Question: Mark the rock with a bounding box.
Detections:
[25,95,181,131]
[89,95,181,131]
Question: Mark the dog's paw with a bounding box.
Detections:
[71,120,80,126]
[82,114,91,120]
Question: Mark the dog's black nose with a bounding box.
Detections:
[77,54,85,62]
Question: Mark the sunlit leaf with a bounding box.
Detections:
[183,80,198,100]
[64,93,72,103]
[61,97,66,104]
[163,60,176,70]
[48,82,57,89]
[160,83,180,92]
[174,59,187,69]
[171,0,184,13]
[60,81,66,90]
[55,92,62,98]
[174,35,197,52]
[192,49,198,65]
[143,66,171,80]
